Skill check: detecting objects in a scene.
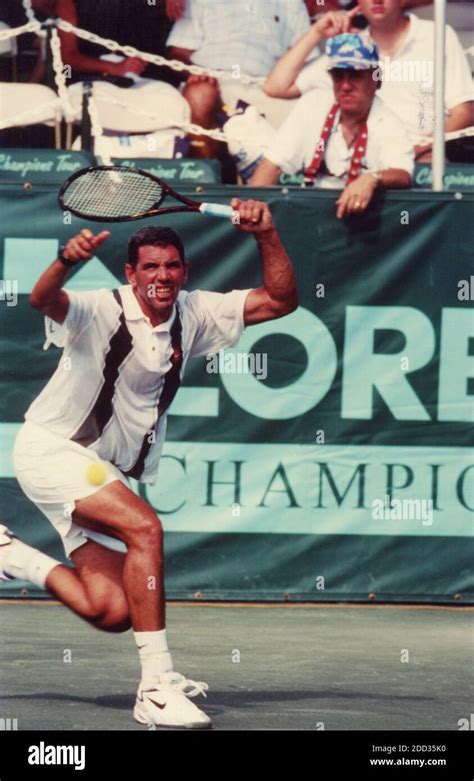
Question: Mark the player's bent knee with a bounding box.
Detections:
[97,615,132,633]
[91,597,131,633]
[128,513,163,549]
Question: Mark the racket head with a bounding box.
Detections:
[58,165,173,222]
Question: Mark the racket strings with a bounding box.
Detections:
[62,169,164,219]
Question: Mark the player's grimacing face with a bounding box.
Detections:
[126,244,188,316]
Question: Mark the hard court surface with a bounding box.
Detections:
[0,601,472,731]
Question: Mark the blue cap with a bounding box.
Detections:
[326,33,379,70]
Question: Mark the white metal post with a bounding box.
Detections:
[432,0,446,191]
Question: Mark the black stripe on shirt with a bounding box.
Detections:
[125,302,183,481]
[70,289,133,447]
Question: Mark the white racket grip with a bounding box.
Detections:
[199,202,236,219]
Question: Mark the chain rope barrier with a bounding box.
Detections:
[21,0,45,36]
[1,15,259,143]
[0,20,41,41]
[21,0,35,23]
[50,28,75,122]
[78,88,236,144]
[1,10,472,147]
[86,93,113,165]
[54,18,265,86]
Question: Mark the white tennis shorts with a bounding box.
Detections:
[13,421,129,558]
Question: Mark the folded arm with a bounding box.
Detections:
[414,101,474,161]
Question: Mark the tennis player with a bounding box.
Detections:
[0,198,297,729]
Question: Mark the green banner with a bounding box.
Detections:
[0,149,95,183]
[0,184,472,601]
[279,163,474,191]
[413,163,474,191]
[113,158,222,183]
[0,150,221,185]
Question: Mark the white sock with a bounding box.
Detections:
[3,537,60,589]
[134,629,173,683]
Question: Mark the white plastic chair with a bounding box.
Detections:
[0,82,62,147]
[67,79,191,154]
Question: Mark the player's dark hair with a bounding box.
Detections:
[127,226,186,269]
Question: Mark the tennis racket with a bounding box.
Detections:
[58,165,236,223]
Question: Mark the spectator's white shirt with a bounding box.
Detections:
[167,0,310,77]
[296,15,474,140]
[26,285,251,484]
[266,90,414,187]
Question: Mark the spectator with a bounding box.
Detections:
[166,0,311,158]
[23,0,189,157]
[264,0,474,162]
[251,34,413,219]
[28,0,146,84]
[27,0,186,85]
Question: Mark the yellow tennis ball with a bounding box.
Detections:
[86,462,108,486]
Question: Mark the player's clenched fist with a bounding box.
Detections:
[230,198,274,235]
[61,229,111,262]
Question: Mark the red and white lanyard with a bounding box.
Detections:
[304,103,369,185]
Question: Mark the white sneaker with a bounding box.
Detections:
[134,682,212,729]
[0,525,17,581]
[158,671,209,699]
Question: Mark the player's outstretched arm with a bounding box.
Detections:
[29,229,110,324]
[231,199,298,326]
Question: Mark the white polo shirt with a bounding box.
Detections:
[167,0,310,78]
[265,91,414,187]
[295,14,474,140]
[25,284,251,483]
